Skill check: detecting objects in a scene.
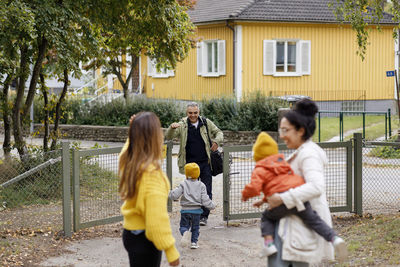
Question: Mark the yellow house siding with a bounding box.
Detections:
[142,24,233,100]
[241,22,394,101]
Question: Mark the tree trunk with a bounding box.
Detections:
[113,56,139,100]
[50,69,68,151]
[40,73,50,152]
[12,45,29,158]
[1,74,12,158]
[23,36,47,118]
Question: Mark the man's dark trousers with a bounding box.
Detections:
[197,160,212,219]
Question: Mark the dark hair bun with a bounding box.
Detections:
[293,99,318,117]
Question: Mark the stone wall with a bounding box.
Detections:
[0,124,278,145]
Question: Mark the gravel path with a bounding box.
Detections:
[39,174,265,267]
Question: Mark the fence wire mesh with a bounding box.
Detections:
[75,144,170,229]
[324,147,349,208]
[77,151,121,225]
[226,145,351,218]
[362,143,400,214]
[0,150,63,232]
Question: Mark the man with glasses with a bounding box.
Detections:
[165,102,223,226]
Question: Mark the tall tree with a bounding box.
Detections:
[0,0,36,157]
[0,0,100,158]
[89,0,195,99]
[330,0,397,60]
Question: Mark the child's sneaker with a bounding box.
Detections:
[190,242,199,249]
[259,243,278,258]
[333,236,348,262]
[180,231,191,247]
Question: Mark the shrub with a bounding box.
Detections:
[201,92,288,131]
[368,135,400,159]
[34,91,289,131]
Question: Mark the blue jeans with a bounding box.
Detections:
[197,161,212,219]
[267,222,309,267]
[179,213,200,243]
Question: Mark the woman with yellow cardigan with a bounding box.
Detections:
[119,112,179,267]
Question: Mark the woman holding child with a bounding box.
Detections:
[267,99,346,266]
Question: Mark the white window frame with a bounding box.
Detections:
[263,39,311,77]
[197,40,226,77]
[147,58,174,78]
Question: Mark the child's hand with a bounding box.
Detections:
[241,196,248,202]
[252,200,264,208]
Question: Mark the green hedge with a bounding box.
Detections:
[34,92,289,131]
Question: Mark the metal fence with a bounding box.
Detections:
[222,141,353,222]
[0,149,63,232]
[222,133,399,222]
[63,141,173,234]
[1,134,399,235]
[362,141,400,214]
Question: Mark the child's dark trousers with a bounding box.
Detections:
[179,212,201,243]
[261,201,336,242]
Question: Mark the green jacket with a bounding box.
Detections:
[165,117,223,174]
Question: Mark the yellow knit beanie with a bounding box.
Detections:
[184,163,200,179]
[252,132,279,162]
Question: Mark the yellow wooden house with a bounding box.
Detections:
[138,0,398,112]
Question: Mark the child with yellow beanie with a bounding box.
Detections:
[242,132,345,258]
[169,163,215,249]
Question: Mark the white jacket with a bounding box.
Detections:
[278,140,334,264]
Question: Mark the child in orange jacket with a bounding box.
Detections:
[241,132,346,258]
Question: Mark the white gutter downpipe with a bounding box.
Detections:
[235,25,243,102]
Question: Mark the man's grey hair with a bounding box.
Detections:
[186,102,199,109]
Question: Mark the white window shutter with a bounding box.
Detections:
[147,58,155,77]
[263,40,276,75]
[197,42,203,76]
[300,40,311,75]
[218,40,226,75]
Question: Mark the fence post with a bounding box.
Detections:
[340,112,343,141]
[385,113,388,140]
[318,112,321,142]
[222,147,231,223]
[362,112,365,139]
[388,109,392,138]
[353,133,363,216]
[61,141,72,237]
[166,141,173,212]
[72,149,80,232]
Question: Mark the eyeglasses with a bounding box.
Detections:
[278,127,294,135]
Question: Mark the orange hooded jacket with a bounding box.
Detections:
[242,154,304,202]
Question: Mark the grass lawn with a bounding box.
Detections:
[334,213,400,266]
[314,115,399,142]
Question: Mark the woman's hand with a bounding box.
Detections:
[267,193,283,209]
[129,114,136,125]
[169,258,180,266]
[252,200,264,208]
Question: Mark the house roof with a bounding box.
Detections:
[187,0,395,25]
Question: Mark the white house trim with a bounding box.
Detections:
[235,25,243,102]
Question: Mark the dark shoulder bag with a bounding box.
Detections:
[202,117,223,176]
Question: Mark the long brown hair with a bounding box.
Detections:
[118,112,163,200]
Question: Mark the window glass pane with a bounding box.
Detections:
[287,42,296,72]
[276,42,284,72]
[214,42,218,72]
[207,43,212,73]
